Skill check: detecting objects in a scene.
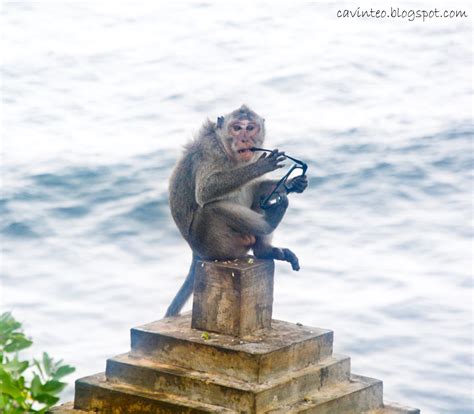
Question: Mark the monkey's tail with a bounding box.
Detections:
[164,253,198,317]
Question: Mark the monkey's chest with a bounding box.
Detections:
[224,187,253,207]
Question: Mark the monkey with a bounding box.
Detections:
[165,105,308,317]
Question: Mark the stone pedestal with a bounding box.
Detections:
[50,258,420,414]
[192,258,274,336]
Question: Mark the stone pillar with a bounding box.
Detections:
[191,258,274,337]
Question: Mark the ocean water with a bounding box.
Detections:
[1,2,472,413]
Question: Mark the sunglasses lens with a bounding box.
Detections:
[262,193,281,209]
[289,165,304,178]
[285,166,303,185]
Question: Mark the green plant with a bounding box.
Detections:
[0,312,75,413]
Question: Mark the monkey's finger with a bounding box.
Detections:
[293,178,308,187]
[292,176,308,184]
[270,149,285,158]
[259,153,267,159]
[293,183,307,191]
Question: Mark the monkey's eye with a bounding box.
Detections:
[232,125,242,131]
[246,125,255,131]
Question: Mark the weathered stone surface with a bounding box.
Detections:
[74,373,236,413]
[192,258,274,337]
[48,261,420,414]
[266,374,383,414]
[48,402,90,413]
[131,312,333,383]
[365,401,421,414]
[105,353,350,412]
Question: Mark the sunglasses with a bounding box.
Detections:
[251,147,308,210]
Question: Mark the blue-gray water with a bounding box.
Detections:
[1,2,472,413]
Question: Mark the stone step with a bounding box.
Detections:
[365,402,420,414]
[48,402,89,413]
[73,372,237,413]
[49,399,419,414]
[49,377,419,414]
[105,353,350,412]
[265,374,383,414]
[131,312,333,383]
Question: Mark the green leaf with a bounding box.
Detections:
[42,352,52,376]
[53,365,75,380]
[4,334,33,353]
[33,358,45,380]
[0,312,22,336]
[0,313,75,412]
[35,393,60,406]
[42,379,66,394]
[0,368,22,398]
[0,382,22,399]
[2,356,29,375]
[30,374,43,397]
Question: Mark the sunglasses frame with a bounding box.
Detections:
[251,147,308,210]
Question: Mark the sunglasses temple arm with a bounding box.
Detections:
[250,147,272,153]
[252,148,307,168]
[284,155,307,169]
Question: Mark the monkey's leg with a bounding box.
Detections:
[209,201,283,236]
[191,201,288,261]
[253,235,300,271]
[209,193,289,238]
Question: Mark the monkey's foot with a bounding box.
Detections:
[277,247,300,271]
[255,246,300,271]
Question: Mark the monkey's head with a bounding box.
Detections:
[216,105,265,163]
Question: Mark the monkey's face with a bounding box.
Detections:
[226,119,262,162]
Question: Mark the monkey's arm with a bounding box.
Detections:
[196,166,262,205]
[196,153,284,206]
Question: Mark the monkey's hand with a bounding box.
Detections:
[287,175,308,193]
[255,149,286,175]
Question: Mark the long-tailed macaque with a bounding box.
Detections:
[166,105,308,317]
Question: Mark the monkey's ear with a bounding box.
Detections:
[217,116,224,128]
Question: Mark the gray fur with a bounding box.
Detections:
[165,106,304,317]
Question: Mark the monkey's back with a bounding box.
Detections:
[168,143,200,243]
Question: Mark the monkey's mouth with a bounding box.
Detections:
[237,149,252,154]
